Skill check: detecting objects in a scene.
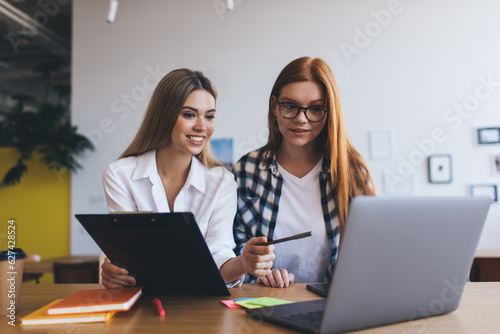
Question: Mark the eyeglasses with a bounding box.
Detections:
[277,102,327,122]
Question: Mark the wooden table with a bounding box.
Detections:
[24,255,100,274]
[475,249,500,258]
[3,283,500,333]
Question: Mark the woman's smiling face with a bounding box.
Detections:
[167,89,216,156]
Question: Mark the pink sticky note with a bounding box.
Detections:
[221,300,241,309]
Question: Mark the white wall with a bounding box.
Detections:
[71,0,500,254]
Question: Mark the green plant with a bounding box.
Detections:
[0,101,94,187]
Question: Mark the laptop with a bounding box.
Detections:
[75,212,230,296]
[246,196,491,333]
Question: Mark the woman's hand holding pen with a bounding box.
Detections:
[241,237,276,277]
[101,257,136,289]
[240,236,296,287]
[250,232,310,287]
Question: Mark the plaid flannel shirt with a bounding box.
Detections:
[232,147,340,283]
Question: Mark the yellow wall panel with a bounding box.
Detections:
[0,147,70,283]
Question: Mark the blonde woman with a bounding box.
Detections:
[101,69,275,289]
[233,57,376,288]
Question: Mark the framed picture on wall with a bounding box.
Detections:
[471,184,498,203]
[428,154,452,184]
[383,172,415,195]
[492,154,500,175]
[369,131,393,160]
[477,127,500,145]
[210,138,233,171]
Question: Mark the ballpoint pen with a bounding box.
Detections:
[256,231,314,246]
[153,297,165,316]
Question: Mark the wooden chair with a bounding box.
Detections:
[470,258,500,282]
[53,260,99,283]
[23,254,43,283]
[22,273,44,284]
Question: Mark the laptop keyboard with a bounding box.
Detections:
[281,310,324,328]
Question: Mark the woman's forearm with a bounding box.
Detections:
[219,255,246,283]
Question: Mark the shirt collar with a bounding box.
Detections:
[259,148,279,176]
[131,151,206,193]
[321,156,330,174]
[259,148,330,176]
[131,150,157,181]
[186,156,206,194]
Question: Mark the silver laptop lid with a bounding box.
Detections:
[321,196,490,334]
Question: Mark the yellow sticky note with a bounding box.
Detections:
[235,297,295,309]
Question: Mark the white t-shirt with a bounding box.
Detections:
[102,150,240,284]
[273,159,331,283]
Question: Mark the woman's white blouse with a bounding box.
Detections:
[102,150,240,283]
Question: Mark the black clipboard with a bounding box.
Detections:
[75,212,230,295]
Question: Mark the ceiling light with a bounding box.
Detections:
[107,0,118,23]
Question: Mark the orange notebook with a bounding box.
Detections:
[21,299,115,326]
[47,287,142,315]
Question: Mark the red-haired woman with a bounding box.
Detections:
[233,57,376,288]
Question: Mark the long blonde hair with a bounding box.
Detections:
[120,68,221,167]
[266,57,376,233]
